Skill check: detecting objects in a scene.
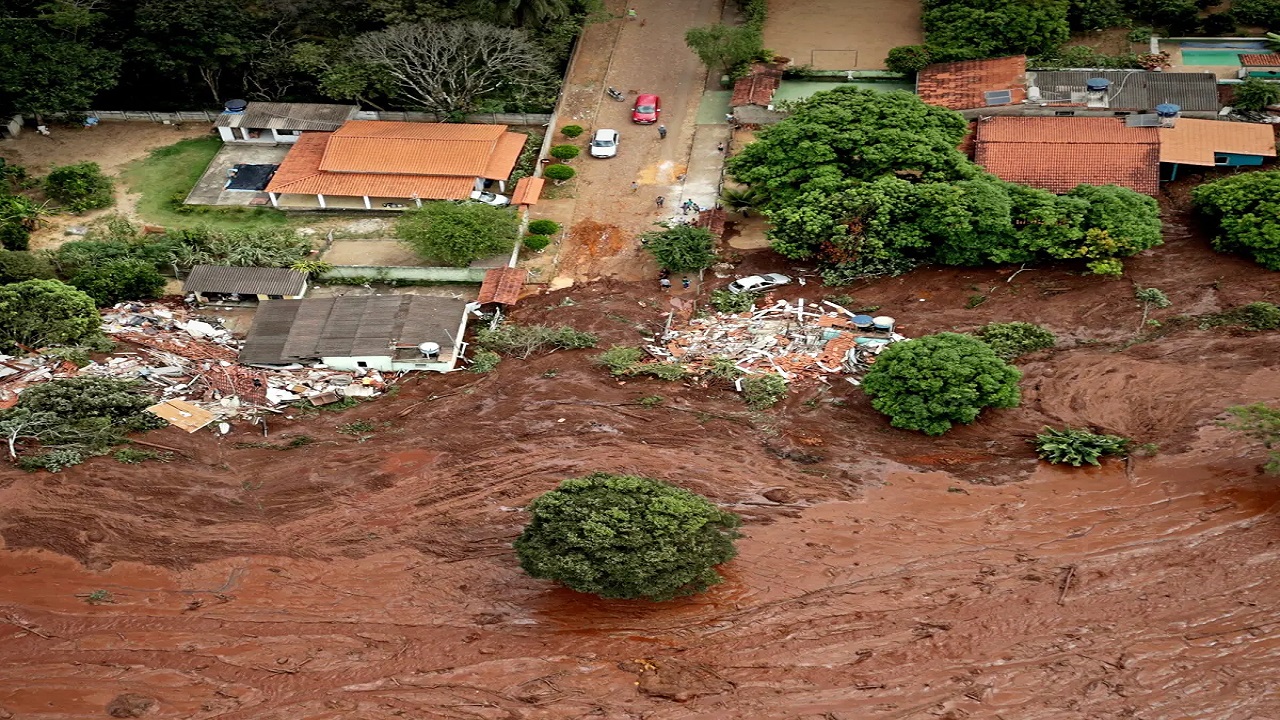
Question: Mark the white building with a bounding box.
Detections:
[214,102,359,144]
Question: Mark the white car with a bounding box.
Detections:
[726,273,792,295]
[589,128,619,158]
[470,190,510,207]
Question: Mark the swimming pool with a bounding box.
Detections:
[1176,39,1269,66]
[1182,49,1249,65]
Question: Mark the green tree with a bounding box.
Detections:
[1236,0,1280,26]
[1233,78,1280,111]
[922,0,1070,62]
[514,473,742,601]
[684,24,763,75]
[0,250,56,284]
[1068,0,1126,29]
[0,280,101,353]
[69,260,168,306]
[641,225,717,272]
[862,332,1022,435]
[885,45,934,75]
[396,202,519,267]
[543,164,576,182]
[0,11,121,118]
[0,195,46,251]
[1221,403,1280,474]
[44,163,115,212]
[1193,171,1280,270]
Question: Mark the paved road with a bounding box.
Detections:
[543,0,724,286]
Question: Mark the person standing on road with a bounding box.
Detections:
[631,181,638,193]
[655,195,665,208]
[717,142,725,153]
[658,125,667,139]
[660,277,672,290]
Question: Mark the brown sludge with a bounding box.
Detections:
[2,201,1280,719]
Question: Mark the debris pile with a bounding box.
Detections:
[648,298,907,384]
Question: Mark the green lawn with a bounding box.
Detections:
[120,136,296,231]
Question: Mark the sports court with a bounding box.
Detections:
[762,0,923,71]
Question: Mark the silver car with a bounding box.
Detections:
[726,273,792,294]
[590,128,619,158]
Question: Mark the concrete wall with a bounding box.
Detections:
[318,266,489,283]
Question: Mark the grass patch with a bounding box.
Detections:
[120,137,295,231]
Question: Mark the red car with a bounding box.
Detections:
[632,94,660,124]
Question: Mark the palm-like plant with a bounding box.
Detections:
[496,0,571,28]
[1035,427,1130,466]
[719,186,764,215]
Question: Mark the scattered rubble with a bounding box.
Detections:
[647,298,908,384]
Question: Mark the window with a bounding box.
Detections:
[268,294,283,300]
[1113,111,1132,116]
[1214,155,1229,164]
[356,361,368,368]
[1054,110,1076,116]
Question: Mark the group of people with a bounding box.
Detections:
[658,269,691,291]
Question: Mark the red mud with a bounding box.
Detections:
[2,183,1280,718]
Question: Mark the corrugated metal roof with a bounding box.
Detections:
[1026,70,1219,112]
[183,265,308,297]
[917,56,1027,110]
[974,117,1160,195]
[1159,117,1278,165]
[214,102,359,131]
[240,296,470,364]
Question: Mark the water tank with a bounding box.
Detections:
[223,99,248,114]
[418,342,441,358]
[1027,86,1042,102]
[1155,103,1181,118]
[872,316,895,331]
[851,314,874,329]
[1085,78,1111,93]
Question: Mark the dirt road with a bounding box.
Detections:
[548,0,722,286]
[2,184,1280,717]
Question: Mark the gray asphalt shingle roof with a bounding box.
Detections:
[214,102,359,131]
[183,265,308,297]
[1026,70,1220,112]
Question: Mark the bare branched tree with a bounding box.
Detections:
[351,21,551,115]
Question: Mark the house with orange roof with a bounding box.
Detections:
[916,56,1028,113]
[1159,117,1277,180]
[264,120,528,210]
[973,116,1161,195]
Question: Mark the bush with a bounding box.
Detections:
[1222,403,1280,474]
[1069,0,1126,30]
[595,345,644,375]
[1233,77,1280,111]
[514,473,742,600]
[709,288,757,313]
[44,162,114,212]
[0,279,101,353]
[543,164,576,182]
[523,234,552,251]
[741,374,787,409]
[560,124,584,138]
[1035,426,1130,466]
[885,45,933,75]
[1194,171,1280,269]
[396,201,519,267]
[0,250,55,283]
[1233,0,1280,25]
[474,322,598,358]
[468,348,501,373]
[0,194,42,251]
[1201,11,1238,34]
[1199,301,1280,331]
[862,333,1022,435]
[549,145,580,161]
[634,362,688,381]
[974,322,1056,360]
[641,224,717,272]
[69,259,168,306]
[527,219,561,235]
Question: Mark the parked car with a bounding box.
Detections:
[470,190,511,206]
[589,128,620,158]
[726,273,792,295]
[632,94,661,124]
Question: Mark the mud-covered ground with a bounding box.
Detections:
[2,186,1280,719]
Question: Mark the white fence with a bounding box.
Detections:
[52,110,552,126]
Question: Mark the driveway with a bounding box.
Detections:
[537,0,724,287]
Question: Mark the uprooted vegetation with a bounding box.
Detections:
[474,322,599,359]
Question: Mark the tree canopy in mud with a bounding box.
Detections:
[727,87,1162,282]
[1192,171,1280,271]
[862,333,1022,436]
[515,473,742,601]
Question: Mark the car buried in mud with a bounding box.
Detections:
[726,273,792,294]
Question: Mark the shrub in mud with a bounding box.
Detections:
[973,322,1056,360]
[861,332,1021,436]
[515,473,741,601]
[1035,426,1130,467]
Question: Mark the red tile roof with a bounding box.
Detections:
[1239,53,1280,66]
[509,177,545,206]
[974,117,1160,195]
[477,267,527,305]
[732,63,784,107]
[1160,117,1277,166]
[266,122,525,200]
[916,56,1027,110]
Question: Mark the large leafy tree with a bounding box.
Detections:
[0,280,101,353]
[0,3,121,117]
[641,224,717,272]
[920,0,1071,62]
[684,24,763,75]
[69,260,168,306]
[396,201,519,266]
[1192,171,1280,270]
[862,333,1022,435]
[515,473,742,601]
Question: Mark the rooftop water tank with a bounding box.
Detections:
[223,99,248,114]
[419,342,441,358]
[1155,103,1181,117]
[1085,78,1111,93]
[1027,86,1042,102]
[872,316,895,331]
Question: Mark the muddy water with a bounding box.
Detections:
[3,200,1280,718]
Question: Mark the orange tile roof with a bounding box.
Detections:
[1240,53,1280,66]
[916,56,1027,110]
[1159,117,1278,166]
[509,176,545,206]
[266,121,527,200]
[732,63,784,106]
[477,267,527,305]
[484,132,527,180]
[974,117,1160,195]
